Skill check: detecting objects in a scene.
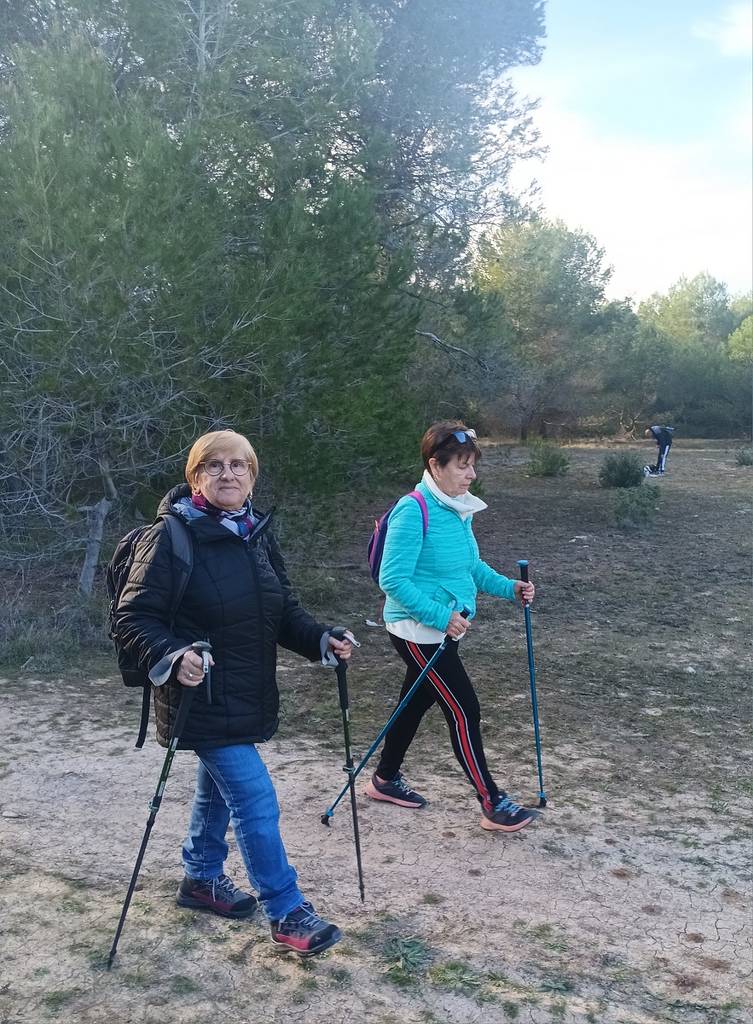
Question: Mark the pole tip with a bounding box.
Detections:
[320,813,331,826]
[538,797,547,808]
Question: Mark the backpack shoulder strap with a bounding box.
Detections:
[134,683,152,750]
[407,490,429,536]
[134,514,193,750]
[162,514,193,622]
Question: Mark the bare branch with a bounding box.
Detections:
[415,330,490,372]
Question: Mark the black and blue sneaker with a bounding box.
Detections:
[480,795,539,833]
[365,771,427,808]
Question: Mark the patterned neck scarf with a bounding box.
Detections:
[191,493,255,539]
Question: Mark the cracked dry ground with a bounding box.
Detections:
[1,440,751,1024]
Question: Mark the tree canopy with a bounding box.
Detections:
[0,2,748,588]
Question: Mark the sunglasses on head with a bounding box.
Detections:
[436,427,477,448]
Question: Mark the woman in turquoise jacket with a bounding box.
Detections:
[365,421,539,832]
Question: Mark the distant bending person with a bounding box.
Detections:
[644,425,674,476]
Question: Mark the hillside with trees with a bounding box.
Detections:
[0,1,750,592]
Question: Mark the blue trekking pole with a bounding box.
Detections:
[321,610,469,826]
[517,561,547,808]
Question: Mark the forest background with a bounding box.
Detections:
[0,0,750,640]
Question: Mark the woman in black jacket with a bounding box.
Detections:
[116,430,353,956]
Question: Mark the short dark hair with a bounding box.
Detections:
[421,420,481,470]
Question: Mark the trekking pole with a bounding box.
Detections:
[517,561,547,808]
[107,640,211,969]
[329,626,366,902]
[321,610,469,826]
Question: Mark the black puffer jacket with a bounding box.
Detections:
[115,485,327,749]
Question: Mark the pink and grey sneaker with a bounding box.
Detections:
[270,901,342,957]
[480,795,539,833]
[176,873,258,919]
[364,771,427,808]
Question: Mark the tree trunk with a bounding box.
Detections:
[78,497,112,597]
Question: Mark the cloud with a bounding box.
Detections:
[511,102,753,301]
[693,3,752,57]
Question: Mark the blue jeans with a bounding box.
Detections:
[181,743,304,920]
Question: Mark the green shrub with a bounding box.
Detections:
[527,442,570,477]
[612,485,661,528]
[735,447,753,466]
[598,451,644,488]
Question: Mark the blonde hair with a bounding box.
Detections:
[185,430,259,492]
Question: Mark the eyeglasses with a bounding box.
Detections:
[436,428,477,448]
[200,459,251,477]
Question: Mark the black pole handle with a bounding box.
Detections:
[191,640,213,704]
[191,638,211,661]
[335,662,349,711]
[329,626,357,647]
[517,560,532,607]
[329,627,352,712]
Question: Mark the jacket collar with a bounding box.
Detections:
[420,470,488,520]
[159,484,272,543]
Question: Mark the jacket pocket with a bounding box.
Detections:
[432,585,457,609]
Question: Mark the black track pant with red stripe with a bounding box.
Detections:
[374,635,501,814]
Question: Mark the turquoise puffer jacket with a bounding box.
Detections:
[378,481,516,631]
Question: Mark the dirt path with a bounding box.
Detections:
[1,440,751,1024]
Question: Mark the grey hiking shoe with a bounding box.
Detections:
[176,873,258,919]
[365,771,427,808]
[480,795,539,833]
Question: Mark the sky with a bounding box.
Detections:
[510,0,753,302]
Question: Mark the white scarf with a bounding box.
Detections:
[421,469,488,520]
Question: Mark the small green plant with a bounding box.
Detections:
[527,441,570,477]
[291,977,319,1003]
[428,960,483,995]
[169,975,201,995]
[42,989,84,1012]
[598,451,644,488]
[540,973,576,994]
[735,447,753,466]
[381,936,432,987]
[612,485,661,528]
[61,895,86,914]
[527,922,570,952]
